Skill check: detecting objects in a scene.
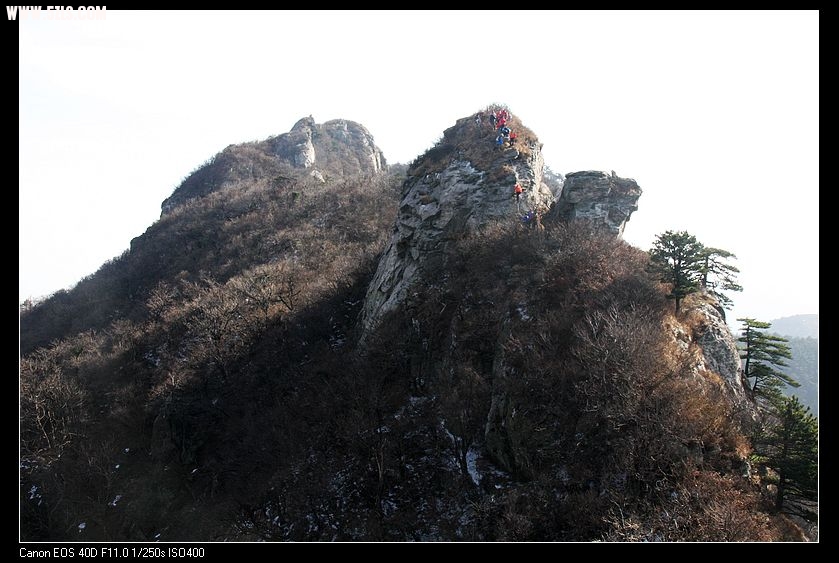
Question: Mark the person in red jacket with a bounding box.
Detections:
[513,183,524,211]
[508,131,518,147]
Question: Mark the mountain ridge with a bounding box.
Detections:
[769,313,819,339]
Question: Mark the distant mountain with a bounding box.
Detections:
[769,314,819,339]
[769,315,818,416]
[786,336,818,415]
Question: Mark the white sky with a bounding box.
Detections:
[19,10,818,325]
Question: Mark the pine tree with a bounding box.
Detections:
[648,231,704,313]
[699,247,742,309]
[737,318,798,405]
[753,396,818,516]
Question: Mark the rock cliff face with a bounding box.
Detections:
[359,112,553,335]
[547,170,641,235]
[686,296,754,414]
[161,117,386,215]
[278,117,317,169]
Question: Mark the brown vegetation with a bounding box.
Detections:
[20,164,402,540]
[20,109,802,541]
[356,221,782,540]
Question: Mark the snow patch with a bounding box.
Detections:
[466,447,481,486]
[408,396,429,407]
[516,305,531,321]
[143,351,161,367]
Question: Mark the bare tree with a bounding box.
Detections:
[183,278,249,381]
[20,352,87,460]
[230,262,301,322]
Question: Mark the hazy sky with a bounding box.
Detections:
[19,10,818,326]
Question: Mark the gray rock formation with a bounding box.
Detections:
[271,117,386,177]
[359,115,553,336]
[280,116,317,169]
[547,170,641,235]
[689,297,753,408]
[664,293,756,421]
[321,119,386,175]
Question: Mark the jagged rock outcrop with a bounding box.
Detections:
[546,170,641,235]
[359,112,554,336]
[270,117,386,177]
[161,117,386,216]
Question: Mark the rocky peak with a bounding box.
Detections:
[321,119,386,175]
[161,117,386,216]
[291,115,315,133]
[359,109,647,338]
[265,117,386,179]
[360,108,554,336]
[268,117,387,177]
[547,170,641,235]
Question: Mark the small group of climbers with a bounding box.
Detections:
[486,108,518,150]
[479,109,536,219]
[491,108,509,129]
